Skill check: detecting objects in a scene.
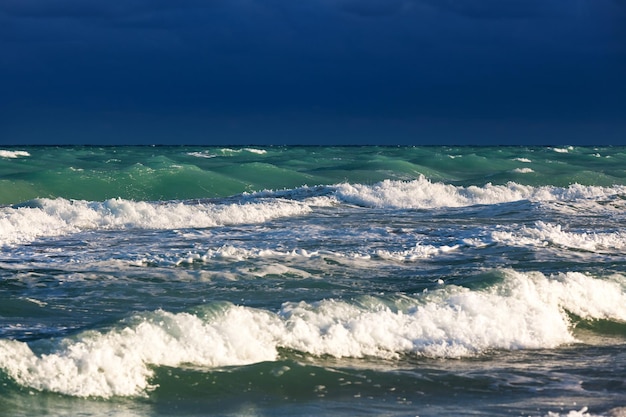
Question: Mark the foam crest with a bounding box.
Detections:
[280,271,626,358]
[1,270,624,398]
[553,146,574,153]
[243,148,267,155]
[0,198,311,246]
[492,221,626,253]
[0,150,30,158]
[171,245,339,266]
[541,272,626,321]
[186,148,266,158]
[279,275,567,359]
[219,148,267,156]
[147,243,454,267]
[0,307,281,398]
[186,151,217,159]
[375,243,459,261]
[334,178,529,208]
[544,407,600,417]
[333,178,626,209]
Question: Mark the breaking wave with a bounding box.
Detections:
[3,178,626,247]
[1,270,624,398]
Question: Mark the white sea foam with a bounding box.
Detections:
[0,150,30,158]
[244,148,267,154]
[491,221,626,253]
[0,306,282,398]
[512,167,534,174]
[149,242,454,268]
[278,270,626,359]
[553,146,574,153]
[513,158,532,163]
[186,151,217,158]
[333,178,626,209]
[219,148,267,155]
[1,270,623,398]
[187,148,266,158]
[0,198,311,246]
[334,178,528,209]
[544,407,602,417]
[375,243,459,261]
[171,246,340,266]
[3,179,625,247]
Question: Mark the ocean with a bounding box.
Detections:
[0,145,625,417]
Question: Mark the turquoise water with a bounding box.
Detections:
[1,146,625,416]
[1,146,625,205]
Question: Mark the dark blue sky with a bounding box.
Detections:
[1,0,625,145]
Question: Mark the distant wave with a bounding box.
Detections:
[187,148,267,158]
[511,167,534,174]
[552,146,574,153]
[0,150,30,158]
[2,146,626,205]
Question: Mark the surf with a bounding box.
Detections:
[1,270,623,398]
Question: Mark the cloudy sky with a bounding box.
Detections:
[1,0,625,145]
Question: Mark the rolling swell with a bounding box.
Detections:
[1,146,626,205]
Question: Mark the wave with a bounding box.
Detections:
[1,270,624,398]
[0,150,30,159]
[186,148,268,159]
[552,146,574,154]
[0,197,312,247]
[3,146,626,206]
[544,407,605,417]
[3,178,626,247]
[511,167,534,174]
[491,221,626,253]
[331,178,626,209]
[139,243,458,268]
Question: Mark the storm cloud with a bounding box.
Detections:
[0,0,624,145]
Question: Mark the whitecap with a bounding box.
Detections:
[0,306,281,398]
[491,221,626,253]
[2,270,622,398]
[0,197,311,247]
[186,151,217,158]
[0,150,30,158]
[552,146,574,153]
[375,243,459,261]
[244,148,267,155]
[332,177,626,209]
[511,168,534,174]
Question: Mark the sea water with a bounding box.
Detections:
[0,146,625,416]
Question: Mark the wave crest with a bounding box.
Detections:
[0,197,310,246]
[333,178,626,209]
[1,270,623,398]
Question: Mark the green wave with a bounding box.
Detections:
[1,146,626,205]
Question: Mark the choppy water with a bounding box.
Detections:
[1,146,625,417]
